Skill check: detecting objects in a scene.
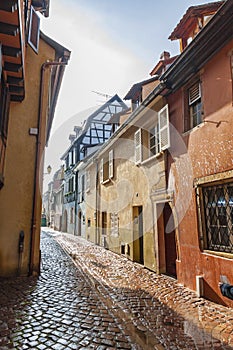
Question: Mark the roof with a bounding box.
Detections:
[0,2,25,101]
[150,56,178,77]
[61,94,128,159]
[40,32,71,58]
[169,1,225,40]
[78,0,233,168]
[162,0,233,92]
[124,76,158,100]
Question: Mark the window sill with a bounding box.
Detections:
[202,250,233,259]
[101,178,111,185]
[140,152,164,166]
[182,121,204,136]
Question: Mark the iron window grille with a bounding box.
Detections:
[201,182,233,253]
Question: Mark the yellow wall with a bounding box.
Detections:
[85,112,167,272]
[0,39,56,276]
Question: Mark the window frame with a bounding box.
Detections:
[100,150,114,184]
[134,104,170,165]
[197,180,233,255]
[184,80,203,132]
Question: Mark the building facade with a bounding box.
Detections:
[0,0,70,276]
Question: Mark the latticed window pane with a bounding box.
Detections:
[202,182,233,253]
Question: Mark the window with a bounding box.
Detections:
[184,81,202,131]
[199,182,233,253]
[134,104,170,164]
[100,150,114,183]
[149,125,159,157]
[70,208,74,224]
[28,6,40,53]
[110,212,119,236]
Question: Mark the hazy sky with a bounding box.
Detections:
[41,0,216,186]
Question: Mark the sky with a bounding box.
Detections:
[41,0,216,188]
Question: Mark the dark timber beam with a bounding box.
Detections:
[0,22,19,36]
[9,86,24,94]
[4,62,22,73]
[2,45,21,57]
[0,2,18,13]
[7,76,24,85]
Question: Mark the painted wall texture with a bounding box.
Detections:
[0,39,56,276]
[84,96,170,274]
[168,39,233,307]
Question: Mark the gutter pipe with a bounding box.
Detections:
[29,59,68,276]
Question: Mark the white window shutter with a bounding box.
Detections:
[159,104,170,151]
[109,150,114,179]
[134,129,142,164]
[189,82,201,105]
[100,159,104,183]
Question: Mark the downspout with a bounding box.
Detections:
[29,60,68,276]
[74,169,78,235]
[94,158,99,245]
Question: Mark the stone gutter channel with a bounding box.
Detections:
[52,231,233,350]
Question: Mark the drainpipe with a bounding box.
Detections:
[29,60,68,276]
[94,158,99,245]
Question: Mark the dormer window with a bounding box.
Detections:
[168,2,224,52]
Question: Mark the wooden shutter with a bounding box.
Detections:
[134,129,142,164]
[189,82,201,105]
[28,6,40,53]
[100,159,103,183]
[109,150,114,179]
[159,104,170,151]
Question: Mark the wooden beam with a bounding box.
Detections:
[9,85,24,94]
[2,45,21,57]
[7,76,23,85]
[10,94,24,102]
[0,2,18,13]
[4,62,22,72]
[0,22,19,36]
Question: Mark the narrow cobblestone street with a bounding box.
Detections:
[0,230,233,350]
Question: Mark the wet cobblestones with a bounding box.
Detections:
[1,229,233,349]
[54,230,233,350]
[0,232,145,350]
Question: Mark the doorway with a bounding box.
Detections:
[63,210,68,232]
[133,206,144,264]
[163,203,177,278]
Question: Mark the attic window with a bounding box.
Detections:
[28,6,40,53]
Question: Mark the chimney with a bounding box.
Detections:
[74,126,82,138]
[160,51,170,61]
[69,134,75,144]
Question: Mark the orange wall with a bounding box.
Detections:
[168,40,233,306]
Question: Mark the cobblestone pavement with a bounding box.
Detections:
[0,231,150,350]
[53,230,233,350]
[0,231,233,350]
